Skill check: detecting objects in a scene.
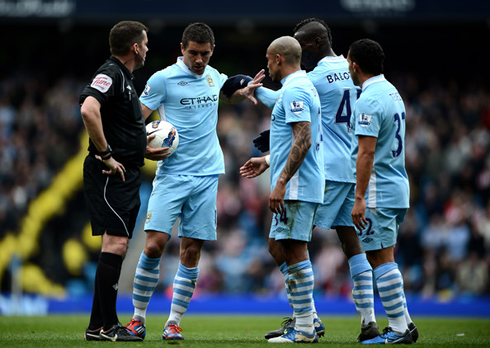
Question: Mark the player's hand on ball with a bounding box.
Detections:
[145,134,172,160]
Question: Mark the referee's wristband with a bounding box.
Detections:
[99,144,112,160]
[265,155,270,166]
[101,152,112,160]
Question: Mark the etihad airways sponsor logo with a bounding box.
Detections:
[180,94,218,107]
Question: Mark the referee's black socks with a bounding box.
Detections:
[97,252,123,330]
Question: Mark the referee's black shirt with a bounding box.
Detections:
[80,56,147,168]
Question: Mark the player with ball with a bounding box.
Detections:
[125,22,263,341]
[145,120,179,156]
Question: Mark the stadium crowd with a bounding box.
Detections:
[0,68,489,299]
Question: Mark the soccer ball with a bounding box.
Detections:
[146,120,179,156]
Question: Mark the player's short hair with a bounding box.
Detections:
[293,17,332,46]
[348,39,384,76]
[109,21,148,56]
[182,22,215,48]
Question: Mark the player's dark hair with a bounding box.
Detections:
[109,21,148,56]
[348,39,384,76]
[294,17,332,46]
[182,22,215,48]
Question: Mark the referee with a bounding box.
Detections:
[79,20,149,342]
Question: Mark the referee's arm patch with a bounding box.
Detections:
[90,74,113,93]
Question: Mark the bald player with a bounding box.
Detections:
[242,36,324,343]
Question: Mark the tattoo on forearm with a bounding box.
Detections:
[280,121,311,182]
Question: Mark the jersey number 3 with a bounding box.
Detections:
[392,112,405,158]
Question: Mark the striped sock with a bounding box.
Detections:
[279,262,293,312]
[402,292,414,325]
[132,252,161,324]
[287,260,315,333]
[374,263,408,334]
[349,254,376,326]
[167,262,199,326]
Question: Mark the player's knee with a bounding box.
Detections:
[180,245,201,266]
[144,240,166,258]
[144,231,168,257]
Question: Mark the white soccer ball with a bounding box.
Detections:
[146,120,179,156]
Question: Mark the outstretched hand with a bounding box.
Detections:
[241,69,266,105]
[239,156,269,178]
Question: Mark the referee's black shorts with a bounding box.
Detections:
[83,155,142,239]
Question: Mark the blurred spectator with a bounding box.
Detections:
[1,68,489,299]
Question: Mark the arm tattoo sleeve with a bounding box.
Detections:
[279,121,312,183]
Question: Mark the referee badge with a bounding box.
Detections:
[91,74,112,93]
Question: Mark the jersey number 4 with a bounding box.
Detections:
[335,89,361,127]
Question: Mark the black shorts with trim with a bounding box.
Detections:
[83,155,142,238]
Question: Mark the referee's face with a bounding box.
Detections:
[181,41,214,75]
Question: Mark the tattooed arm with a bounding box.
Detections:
[269,121,312,214]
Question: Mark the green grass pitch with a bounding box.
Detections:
[1,315,489,347]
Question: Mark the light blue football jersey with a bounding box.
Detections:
[255,55,358,183]
[307,56,358,183]
[349,75,409,208]
[269,70,324,203]
[140,57,228,176]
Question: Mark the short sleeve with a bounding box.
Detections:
[282,85,312,124]
[140,70,167,111]
[218,72,228,89]
[80,67,120,106]
[353,97,382,138]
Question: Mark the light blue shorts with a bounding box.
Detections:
[357,208,407,251]
[145,174,219,241]
[315,180,355,229]
[269,201,319,242]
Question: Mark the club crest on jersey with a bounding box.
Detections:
[290,100,304,114]
[206,74,215,87]
[143,84,151,96]
[358,113,373,127]
[91,74,112,93]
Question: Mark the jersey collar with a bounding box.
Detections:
[109,56,134,80]
[318,55,344,64]
[176,56,206,78]
[281,70,307,86]
[362,74,386,91]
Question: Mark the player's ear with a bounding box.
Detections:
[180,42,185,54]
